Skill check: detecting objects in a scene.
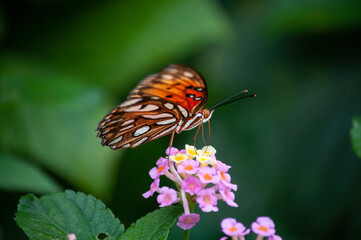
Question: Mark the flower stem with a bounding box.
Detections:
[182,200,196,240]
[182,229,191,240]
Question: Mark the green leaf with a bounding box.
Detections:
[0,56,120,198]
[121,206,183,240]
[15,190,124,240]
[9,0,230,91]
[0,152,61,193]
[351,116,361,159]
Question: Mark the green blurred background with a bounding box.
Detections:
[1,0,361,239]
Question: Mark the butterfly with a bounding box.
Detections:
[97,64,216,149]
[97,64,254,150]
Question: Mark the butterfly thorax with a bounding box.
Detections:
[176,109,214,133]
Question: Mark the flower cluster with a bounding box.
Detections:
[220,217,281,240]
[143,144,238,230]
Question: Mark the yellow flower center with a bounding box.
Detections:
[157,166,165,173]
[174,155,185,161]
[184,217,193,223]
[229,226,237,232]
[203,174,212,181]
[220,171,226,181]
[188,149,197,155]
[258,225,268,232]
[184,165,193,171]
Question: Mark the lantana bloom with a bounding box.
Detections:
[157,187,179,207]
[221,218,250,237]
[196,188,219,212]
[143,145,238,230]
[142,178,160,198]
[177,159,199,174]
[251,216,276,237]
[177,213,200,230]
[220,216,281,240]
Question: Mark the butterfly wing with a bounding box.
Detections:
[97,64,208,149]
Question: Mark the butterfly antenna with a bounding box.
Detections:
[210,90,256,110]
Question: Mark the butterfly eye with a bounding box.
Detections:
[202,109,214,123]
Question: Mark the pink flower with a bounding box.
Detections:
[216,163,237,190]
[157,187,179,207]
[219,184,238,207]
[142,178,160,198]
[177,160,199,174]
[251,217,276,237]
[149,158,169,179]
[268,235,282,240]
[177,213,200,230]
[149,157,169,179]
[166,147,179,156]
[198,167,220,184]
[196,188,218,212]
[67,234,76,240]
[216,161,231,172]
[156,157,169,168]
[219,237,228,240]
[221,218,250,237]
[182,176,202,195]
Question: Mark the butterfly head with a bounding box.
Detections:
[201,109,214,123]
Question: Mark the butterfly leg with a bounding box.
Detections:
[201,122,207,146]
[207,119,211,146]
[167,131,175,158]
[193,124,202,151]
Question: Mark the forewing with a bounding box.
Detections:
[129,64,208,117]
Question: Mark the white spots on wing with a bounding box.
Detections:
[109,135,123,145]
[134,126,151,136]
[121,119,135,126]
[142,113,174,119]
[120,98,142,107]
[194,97,202,101]
[111,145,118,149]
[108,119,122,125]
[184,71,194,78]
[151,125,177,140]
[132,137,148,147]
[124,104,159,112]
[196,88,203,92]
[156,118,177,125]
[164,102,174,110]
[161,74,173,80]
[119,124,134,132]
[122,143,130,148]
[166,68,178,74]
[177,105,188,118]
[124,105,142,112]
[151,96,160,100]
[102,129,110,134]
[142,105,160,111]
